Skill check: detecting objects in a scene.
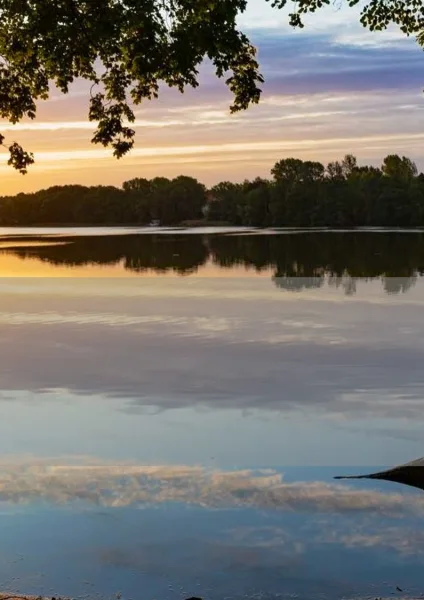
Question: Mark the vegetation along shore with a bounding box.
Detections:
[1,154,423,228]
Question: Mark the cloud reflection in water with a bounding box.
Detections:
[0,461,422,515]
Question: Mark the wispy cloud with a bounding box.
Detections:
[2,131,424,171]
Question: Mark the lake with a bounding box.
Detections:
[1,227,424,600]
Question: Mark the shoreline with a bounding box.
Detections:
[1,224,424,230]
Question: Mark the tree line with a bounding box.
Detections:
[1,154,424,227]
[0,175,206,226]
[4,231,424,295]
[207,154,424,227]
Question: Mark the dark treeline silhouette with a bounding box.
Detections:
[0,176,206,226]
[4,231,424,295]
[207,154,424,227]
[1,154,424,227]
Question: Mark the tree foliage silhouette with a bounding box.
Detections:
[0,0,263,172]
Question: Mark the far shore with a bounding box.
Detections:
[2,218,424,229]
[0,220,232,229]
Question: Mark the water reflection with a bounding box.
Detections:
[0,460,422,514]
[2,231,424,294]
[1,275,424,468]
[1,230,424,599]
[1,460,424,600]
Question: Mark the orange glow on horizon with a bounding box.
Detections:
[0,81,422,196]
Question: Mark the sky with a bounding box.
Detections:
[0,0,423,194]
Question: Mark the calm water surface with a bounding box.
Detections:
[1,228,424,600]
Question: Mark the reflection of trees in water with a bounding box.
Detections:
[273,274,362,295]
[6,232,424,294]
[272,274,417,295]
[273,276,325,292]
[122,236,209,275]
[210,233,424,295]
[12,235,209,275]
[382,275,418,295]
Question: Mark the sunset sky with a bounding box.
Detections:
[0,0,423,195]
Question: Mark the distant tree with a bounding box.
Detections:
[167,176,207,223]
[326,155,358,181]
[326,161,344,181]
[271,158,305,186]
[243,182,271,226]
[271,158,325,185]
[303,161,325,182]
[352,165,383,180]
[241,177,270,193]
[123,178,151,195]
[341,154,358,178]
[269,158,325,225]
[122,175,206,224]
[208,181,244,224]
[382,154,418,183]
